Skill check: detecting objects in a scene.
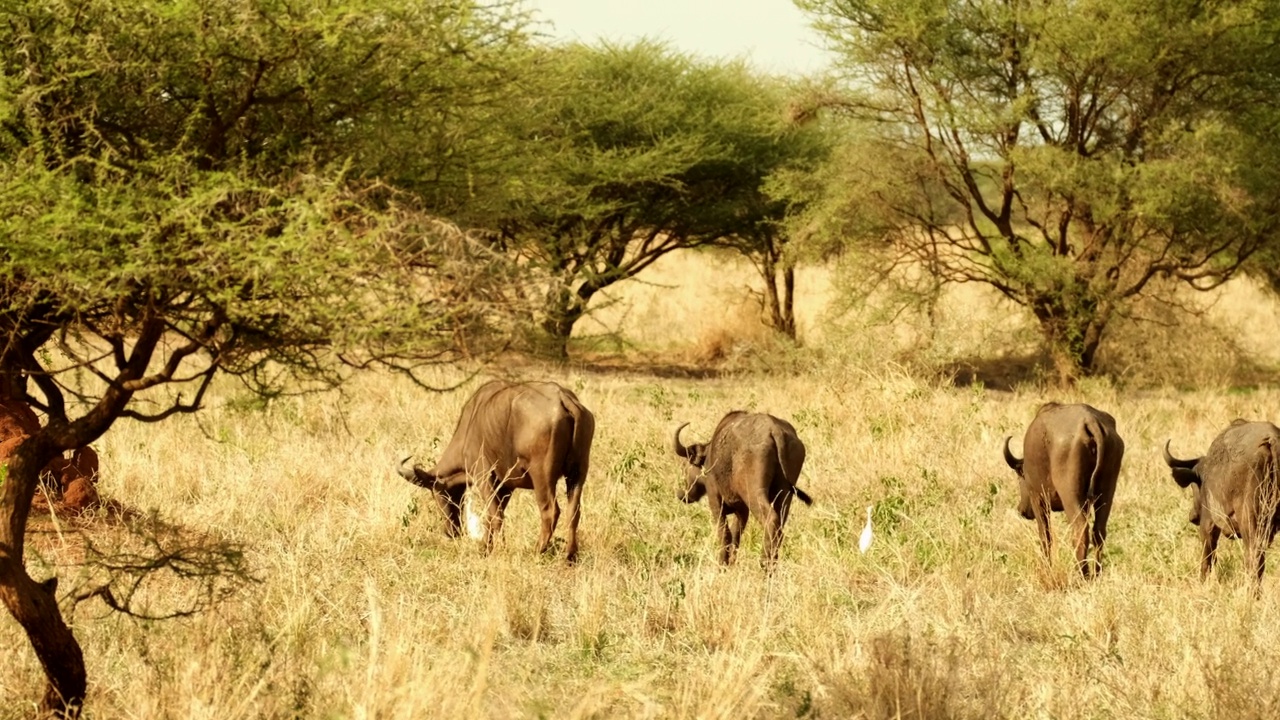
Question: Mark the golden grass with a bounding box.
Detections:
[581,249,1280,385]
[4,252,1280,717]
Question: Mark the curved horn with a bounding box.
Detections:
[397,456,416,481]
[673,422,692,458]
[397,456,435,488]
[1002,436,1022,470]
[1163,440,1198,469]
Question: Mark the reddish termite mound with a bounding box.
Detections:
[0,398,102,513]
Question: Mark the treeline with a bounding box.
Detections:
[5,1,1277,382]
[3,1,1280,710]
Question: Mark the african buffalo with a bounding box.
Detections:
[1002,402,1123,577]
[397,380,594,562]
[1164,420,1280,588]
[672,412,812,567]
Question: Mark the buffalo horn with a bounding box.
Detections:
[1163,440,1198,469]
[673,422,692,458]
[1002,436,1022,469]
[397,456,426,486]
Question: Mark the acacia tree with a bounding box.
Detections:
[798,0,1280,382]
[466,42,831,355]
[0,0,527,714]
[728,105,841,341]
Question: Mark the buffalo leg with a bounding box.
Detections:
[1200,523,1221,580]
[528,452,562,555]
[1063,501,1091,578]
[727,508,748,565]
[532,483,561,556]
[709,498,733,565]
[1090,498,1113,577]
[1251,545,1267,596]
[435,486,465,538]
[1246,531,1272,595]
[774,488,795,530]
[759,505,783,570]
[489,488,514,540]
[479,478,506,555]
[563,474,586,564]
[1031,498,1053,563]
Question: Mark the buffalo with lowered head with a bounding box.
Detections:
[397,380,594,563]
[1003,402,1124,577]
[673,411,812,567]
[1164,420,1280,587]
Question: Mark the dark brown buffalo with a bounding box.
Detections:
[1002,402,1124,577]
[1164,420,1280,588]
[672,412,812,567]
[397,380,594,562]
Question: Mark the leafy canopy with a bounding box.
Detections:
[461,41,833,348]
[0,0,531,713]
[799,0,1280,379]
[0,0,529,406]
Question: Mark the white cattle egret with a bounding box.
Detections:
[464,492,485,540]
[859,505,874,554]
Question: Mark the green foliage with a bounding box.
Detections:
[1,0,526,177]
[0,4,531,707]
[798,0,1280,382]
[0,0,530,401]
[459,41,833,352]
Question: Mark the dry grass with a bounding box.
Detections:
[4,252,1280,718]
[580,249,1280,388]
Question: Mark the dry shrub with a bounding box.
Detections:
[691,312,793,370]
[1096,287,1269,388]
[814,629,1015,720]
[579,248,1280,389]
[1198,618,1280,719]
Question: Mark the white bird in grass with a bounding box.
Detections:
[859,505,874,554]
[464,491,485,541]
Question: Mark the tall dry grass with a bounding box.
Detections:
[582,249,1280,387]
[3,252,1280,718]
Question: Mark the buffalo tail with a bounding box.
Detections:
[1083,417,1106,504]
[771,426,811,505]
[561,394,594,482]
[1268,435,1280,516]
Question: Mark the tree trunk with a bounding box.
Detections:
[0,434,86,717]
[1033,297,1105,386]
[541,282,591,359]
[759,247,797,341]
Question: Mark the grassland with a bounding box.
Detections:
[5,252,1280,718]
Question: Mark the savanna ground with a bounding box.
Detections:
[5,251,1280,718]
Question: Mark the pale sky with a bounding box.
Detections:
[526,0,835,76]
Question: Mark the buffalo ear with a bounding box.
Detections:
[1170,466,1200,489]
[690,445,708,468]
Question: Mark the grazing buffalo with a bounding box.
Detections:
[672,412,813,567]
[1002,402,1124,577]
[397,380,594,563]
[1164,420,1280,588]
